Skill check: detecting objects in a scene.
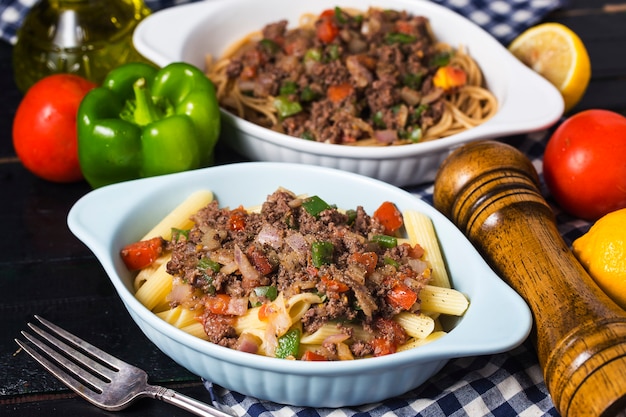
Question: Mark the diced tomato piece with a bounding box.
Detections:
[120,237,164,271]
[405,243,425,259]
[327,82,353,103]
[373,201,403,234]
[321,274,349,292]
[206,294,232,315]
[306,266,319,276]
[395,21,414,35]
[302,350,328,361]
[386,282,418,310]
[319,9,335,19]
[258,303,270,321]
[432,66,467,91]
[371,318,407,356]
[240,65,257,80]
[370,337,396,357]
[350,252,378,275]
[247,246,274,275]
[316,15,339,44]
[228,207,247,231]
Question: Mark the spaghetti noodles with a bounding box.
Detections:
[206,7,497,146]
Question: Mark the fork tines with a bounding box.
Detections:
[15,315,121,398]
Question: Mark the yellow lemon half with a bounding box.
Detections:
[573,208,626,309]
[508,22,591,113]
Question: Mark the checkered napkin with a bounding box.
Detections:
[205,341,559,416]
[198,129,591,417]
[1,0,566,45]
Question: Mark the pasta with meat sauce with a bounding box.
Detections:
[206,6,497,146]
[125,189,469,360]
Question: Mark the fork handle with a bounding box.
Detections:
[148,385,236,417]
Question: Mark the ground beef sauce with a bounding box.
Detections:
[166,189,432,359]
[222,7,452,145]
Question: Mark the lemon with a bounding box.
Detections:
[508,22,591,113]
[572,208,626,309]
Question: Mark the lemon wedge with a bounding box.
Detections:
[573,208,626,309]
[508,22,591,113]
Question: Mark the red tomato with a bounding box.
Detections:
[316,11,339,44]
[206,294,232,315]
[301,350,328,361]
[228,207,247,231]
[543,109,626,220]
[350,252,378,275]
[373,201,404,234]
[386,282,418,310]
[13,74,97,183]
[120,237,164,271]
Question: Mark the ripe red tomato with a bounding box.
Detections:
[12,74,97,183]
[543,109,626,220]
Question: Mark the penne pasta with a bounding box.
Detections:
[420,285,469,316]
[233,306,267,333]
[134,258,173,310]
[403,210,451,289]
[181,322,209,340]
[300,322,345,345]
[393,312,436,339]
[397,331,447,352]
[157,305,200,328]
[300,321,372,345]
[286,293,324,323]
[133,254,169,291]
[141,190,214,241]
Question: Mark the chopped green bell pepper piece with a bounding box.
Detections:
[429,51,452,67]
[77,62,220,188]
[408,127,423,143]
[372,234,398,248]
[275,328,301,359]
[384,256,400,268]
[304,48,322,63]
[385,32,416,44]
[311,241,334,267]
[259,38,281,54]
[273,95,302,118]
[279,81,298,96]
[300,86,318,102]
[302,195,331,217]
[254,285,278,301]
[198,257,221,273]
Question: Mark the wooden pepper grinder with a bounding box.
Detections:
[433,140,626,417]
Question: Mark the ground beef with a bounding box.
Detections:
[165,189,431,359]
[216,6,466,145]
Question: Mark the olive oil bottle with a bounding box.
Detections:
[13,0,152,92]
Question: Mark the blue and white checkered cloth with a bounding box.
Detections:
[0,0,567,45]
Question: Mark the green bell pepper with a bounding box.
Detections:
[275,328,301,359]
[77,62,220,188]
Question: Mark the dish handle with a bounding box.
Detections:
[482,55,564,136]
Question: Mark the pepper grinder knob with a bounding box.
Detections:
[433,140,626,417]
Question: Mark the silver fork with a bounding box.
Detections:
[15,315,237,417]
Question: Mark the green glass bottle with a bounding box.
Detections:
[12,0,152,92]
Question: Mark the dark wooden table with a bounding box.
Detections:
[2,0,626,415]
